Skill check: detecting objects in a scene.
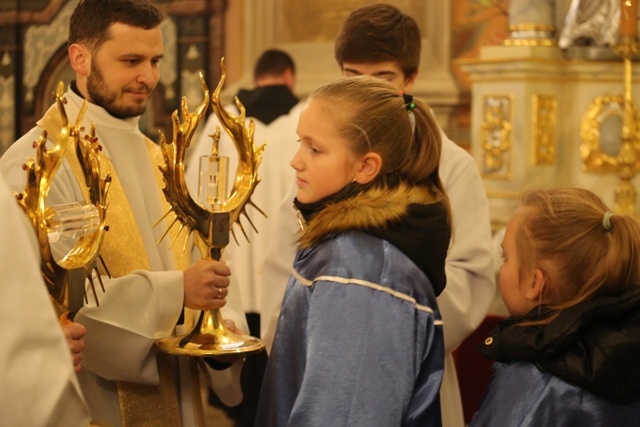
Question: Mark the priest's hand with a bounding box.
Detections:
[183,258,231,310]
[60,314,86,373]
[222,318,246,335]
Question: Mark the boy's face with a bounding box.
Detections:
[341,61,417,92]
[81,23,164,118]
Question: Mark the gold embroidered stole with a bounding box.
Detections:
[39,104,203,427]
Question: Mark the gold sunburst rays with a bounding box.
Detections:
[156,59,267,259]
[16,81,111,315]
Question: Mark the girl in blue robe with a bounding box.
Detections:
[471,187,640,426]
[255,76,452,427]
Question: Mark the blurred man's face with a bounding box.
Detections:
[341,61,417,92]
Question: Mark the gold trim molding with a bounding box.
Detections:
[504,23,556,47]
[580,94,640,172]
[481,95,513,180]
[508,24,555,32]
[532,94,557,165]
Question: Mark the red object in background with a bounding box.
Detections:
[452,314,505,425]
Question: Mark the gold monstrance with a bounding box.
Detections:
[17,82,111,316]
[155,59,266,357]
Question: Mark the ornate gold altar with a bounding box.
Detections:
[460,25,640,228]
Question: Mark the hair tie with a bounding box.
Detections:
[602,211,614,231]
[402,93,415,111]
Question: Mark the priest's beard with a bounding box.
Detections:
[86,63,152,119]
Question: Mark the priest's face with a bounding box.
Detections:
[86,23,164,119]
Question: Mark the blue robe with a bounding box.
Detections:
[471,290,640,426]
[470,362,640,427]
[256,183,449,427]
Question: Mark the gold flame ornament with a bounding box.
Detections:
[155,59,266,357]
[16,81,111,316]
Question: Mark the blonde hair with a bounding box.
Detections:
[516,187,640,319]
[309,75,450,224]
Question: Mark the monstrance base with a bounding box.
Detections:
[156,331,265,358]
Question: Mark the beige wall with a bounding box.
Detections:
[222,1,461,138]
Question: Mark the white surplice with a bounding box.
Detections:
[0,170,91,427]
[0,88,246,427]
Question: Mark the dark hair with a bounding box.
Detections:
[69,0,164,50]
[253,49,296,80]
[335,3,421,78]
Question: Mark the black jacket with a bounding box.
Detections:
[480,288,640,404]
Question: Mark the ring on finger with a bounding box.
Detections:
[217,287,223,299]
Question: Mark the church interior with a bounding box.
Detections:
[5,0,640,230]
[3,0,640,425]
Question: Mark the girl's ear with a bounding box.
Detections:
[524,267,546,303]
[354,152,381,184]
[68,43,91,76]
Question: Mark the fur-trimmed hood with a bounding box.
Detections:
[295,182,451,295]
